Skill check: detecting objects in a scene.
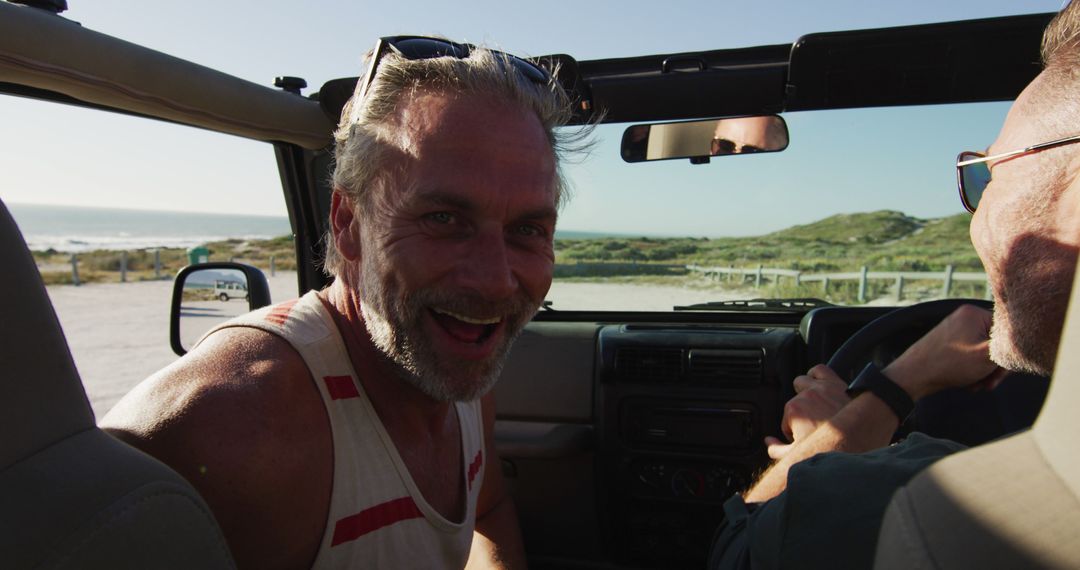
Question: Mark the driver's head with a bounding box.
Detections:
[971,0,1080,375]
[710,116,787,155]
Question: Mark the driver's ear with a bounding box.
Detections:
[331,189,361,261]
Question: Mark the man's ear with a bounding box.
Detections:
[331,189,361,261]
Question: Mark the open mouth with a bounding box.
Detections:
[429,308,501,344]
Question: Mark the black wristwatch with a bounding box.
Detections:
[845,362,915,422]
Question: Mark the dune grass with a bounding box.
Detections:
[34,210,984,305]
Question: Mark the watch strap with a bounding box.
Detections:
[845,362,915,422]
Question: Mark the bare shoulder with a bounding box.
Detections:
[101,326,332,568]
[101,325,321,447]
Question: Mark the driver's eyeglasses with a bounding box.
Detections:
[956,133,1080,213]
[710,137,763,155]
[350,35,550,117]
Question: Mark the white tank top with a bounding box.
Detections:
[199,291,485,569]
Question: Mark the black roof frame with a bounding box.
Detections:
[314,12,1056,126]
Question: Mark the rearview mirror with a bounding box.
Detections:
[169,262,271,356]
[621,115,789,164]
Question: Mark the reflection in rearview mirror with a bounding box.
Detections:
[621,115,789,164]
[178,268,251,351]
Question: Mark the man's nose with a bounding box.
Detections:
[455,228,517,299]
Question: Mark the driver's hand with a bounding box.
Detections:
[766,364,850,460]
[883,304,1007,401]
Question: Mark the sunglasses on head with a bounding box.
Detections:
[956,133,1080,213]
[351,35,550,110]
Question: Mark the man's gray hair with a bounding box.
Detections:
[1043,0,1080,72]
[324,45,581,279]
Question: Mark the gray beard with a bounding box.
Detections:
[357,262,537,402]
[989,308,1057,376]
[987,236,1076,377]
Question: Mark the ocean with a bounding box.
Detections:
[7,203,293,253]
[5,203,624,253]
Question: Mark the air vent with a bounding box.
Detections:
[687,349,763,385]
[615,348,683,382]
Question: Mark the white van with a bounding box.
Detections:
[213,280,247,302]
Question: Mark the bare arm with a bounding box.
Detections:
[467,393,527,569]
[745,304,1005,503]
[100,328,333,570]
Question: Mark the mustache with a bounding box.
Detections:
[408,287,540,321]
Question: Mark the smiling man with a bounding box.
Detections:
[102,39,577,569]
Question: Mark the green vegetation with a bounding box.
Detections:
[555,210,980,272]
[33,235,296,285]
[32,210,983,305]
[554,211,985,304]
[201,235,297,271]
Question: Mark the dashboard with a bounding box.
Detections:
[595,322,800,565]
[492,304,1043,569]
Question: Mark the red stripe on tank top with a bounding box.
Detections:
[264,298,299,326]
[323,375,360,400]
[331,496,424,546]
[467,450,483,490]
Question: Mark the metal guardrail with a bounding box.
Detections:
[687,264,990,302]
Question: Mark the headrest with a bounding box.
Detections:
[1032,252,1080,501]
[0,199,94,470]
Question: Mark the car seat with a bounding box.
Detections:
[0,199,236,569]
[874,269,1080,568]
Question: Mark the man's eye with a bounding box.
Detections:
[426,212,455,224]
[515,224,546,238]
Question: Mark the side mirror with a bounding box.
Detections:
[169,262,272,356]
[621,115,789,164]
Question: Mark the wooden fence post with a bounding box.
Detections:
[70,253,80,286]
[858,266,868,303]
[270,255,276,277]
[120,251,127,283]
[154,248,161,279]
[683,263,985,302]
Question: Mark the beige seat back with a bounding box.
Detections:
[0,199,235,568]
[874,259,1080,569]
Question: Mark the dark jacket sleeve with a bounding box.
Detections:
[708,492,787,570]
[708,434,966,570]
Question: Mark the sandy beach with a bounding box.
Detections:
[46,274,750,419]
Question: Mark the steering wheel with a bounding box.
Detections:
[825,298,1003,444]
[827,298,993,381]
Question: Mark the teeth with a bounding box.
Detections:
[432,308,501,325]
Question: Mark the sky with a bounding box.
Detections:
[0,0,1066,237]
